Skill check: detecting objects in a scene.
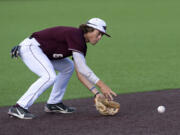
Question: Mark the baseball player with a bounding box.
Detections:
[8,18,117,119]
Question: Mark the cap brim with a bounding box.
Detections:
[104,33,111,37]
[101,31,111,37]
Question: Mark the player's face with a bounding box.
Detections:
[86,29,104,45]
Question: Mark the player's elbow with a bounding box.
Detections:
[76,68,85,77]
[76,67,90,78]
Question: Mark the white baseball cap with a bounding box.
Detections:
[86,18,111,37]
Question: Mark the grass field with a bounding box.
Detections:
[0,0,180,107]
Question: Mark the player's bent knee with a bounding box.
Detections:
[42,73,56,85]
[49,74,56,83]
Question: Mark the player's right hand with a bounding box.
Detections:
[11,45,20,59]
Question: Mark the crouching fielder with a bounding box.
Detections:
[8,18,117,119]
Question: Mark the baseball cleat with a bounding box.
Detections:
[8,105,35,119]
[44,103,76,113]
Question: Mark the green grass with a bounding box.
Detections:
[0,0,180,106]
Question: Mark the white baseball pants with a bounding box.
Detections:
[16,38,74,109]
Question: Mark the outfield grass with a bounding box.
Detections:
[0,0,180,106]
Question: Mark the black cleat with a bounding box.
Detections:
[8,105,35,119]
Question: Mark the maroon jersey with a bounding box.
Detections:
[31,26,87,60]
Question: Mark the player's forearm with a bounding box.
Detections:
[74,58,106,94]
[75,64,99,95]
[72,51,99,84]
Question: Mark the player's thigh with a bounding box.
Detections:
[20,45,56,77]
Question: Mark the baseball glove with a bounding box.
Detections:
[94,96,120,116]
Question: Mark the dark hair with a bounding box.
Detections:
[79,24,95,34]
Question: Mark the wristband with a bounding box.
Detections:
[94,91,100,98]
[90,86,96,91]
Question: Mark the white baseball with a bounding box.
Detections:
[157,105,165,113]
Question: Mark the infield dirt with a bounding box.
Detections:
[0,89,180,135]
